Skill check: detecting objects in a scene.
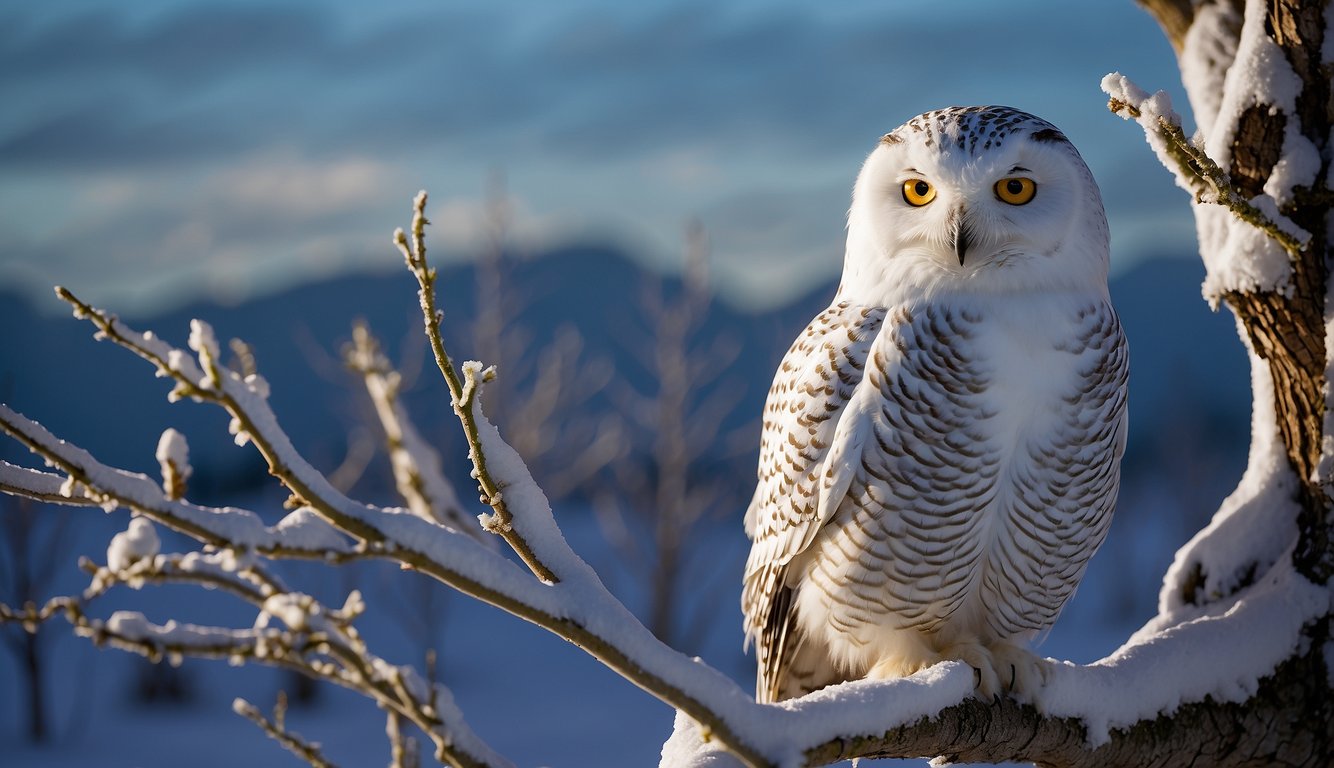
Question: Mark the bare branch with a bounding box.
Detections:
[234,693,340,768]
[1104,77,1310,258]
[387,709,421,768]
[345,320,485,543]
[394,191,556,583]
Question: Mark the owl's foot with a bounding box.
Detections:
[934,639,1048,702]
[934,640,1000,696]
[985,641,1049,703]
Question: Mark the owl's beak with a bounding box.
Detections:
[950,205,972,266]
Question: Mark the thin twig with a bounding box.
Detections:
[1107,98,1309,257]
[387,709,421,768]
[393,191,556,583]
[234,694,340,768]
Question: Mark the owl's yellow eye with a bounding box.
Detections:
[902,179,936,207]
[994,177,1036,205]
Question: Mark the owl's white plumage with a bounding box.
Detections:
[742,107,1128,703]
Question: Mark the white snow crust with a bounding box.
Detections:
[1042,561,1327,746]
[155,428,190,471]
[1107,1,1321,303]
[1160,332,1301,611]
[106,516,160,572]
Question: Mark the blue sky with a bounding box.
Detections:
[0,0,1193,314]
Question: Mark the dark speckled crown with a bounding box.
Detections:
[880,106,1069,155]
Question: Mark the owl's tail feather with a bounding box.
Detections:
[756,584,846,703]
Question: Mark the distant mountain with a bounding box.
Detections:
[0,246,1250,506]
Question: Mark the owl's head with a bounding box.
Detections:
[841,106,1109,303]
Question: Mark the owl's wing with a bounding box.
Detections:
[982,301,1129,638]
[742,301,886,702]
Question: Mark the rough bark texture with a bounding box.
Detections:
[801,640,1332,767]
[1223,0,1333,584]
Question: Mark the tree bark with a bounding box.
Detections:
[1221,0,1332,585]
[800,643,1332,767]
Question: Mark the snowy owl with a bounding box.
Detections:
[742,106,1128,704]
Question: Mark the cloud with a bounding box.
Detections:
[428,193,565,253]
[0,151,409,312]
[0,2,1185,169]
[0,0,1198,316]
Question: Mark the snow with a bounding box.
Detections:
[155,428,192,498]
[155,429,190,473]
[1261,123,1319,208]
[354,339,483,543]
[258,594,311,633]
[1178,1,1241,128]
[1101,73,1188,191]
[98,611,279,652]
[1159,325,1300,614]
[0,460,88,504]
[187,319,222,389]
[273,507,354,553]
[1107,1,1323,304]
[1200,0,1303,172]
[106,517,160,572]
[1042,560,1327,747]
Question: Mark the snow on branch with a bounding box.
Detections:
[344,320,488,545]
[0,510,510,768]
[0,460,98,507]
[394,192,556,583]
[0,283,777,765]
[1103,73,1309,260]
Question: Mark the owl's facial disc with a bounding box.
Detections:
[883,154,1060,276]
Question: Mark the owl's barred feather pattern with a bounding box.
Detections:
[743,106,1128,704]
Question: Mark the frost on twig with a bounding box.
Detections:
[1103,73,1309,259]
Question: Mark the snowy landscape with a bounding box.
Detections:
[2,0,1331,766]
[0,242,1250,766]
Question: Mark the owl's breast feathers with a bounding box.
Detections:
[743,296,1127,701]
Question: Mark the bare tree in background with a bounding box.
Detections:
[470,172,620,498]
[596,222,753,649]
[0,497,71,742]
